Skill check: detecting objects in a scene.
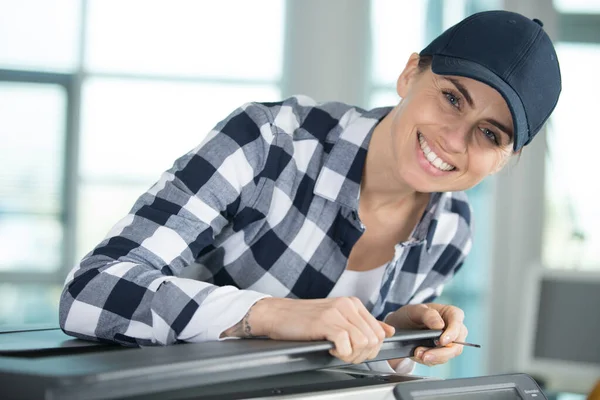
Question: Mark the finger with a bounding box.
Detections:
[424,322,470,365]
[346,322,372,364]
[407,304,445,330]
[438,307,465,346]
[378,321,396,337]
[452,324,469,357]
[344,298,383,362]
[327,329,353,362]
[329,304,371,364]
[460,324,468,341]
[356,306,387,360]
[328,298,370,363]
[411,346,429,363]
[357,305,387,342]
[329,347,357,364]
[346,317,379,363]
[329,348,359,365]
[420,343,464,366]
[365,321,395,361]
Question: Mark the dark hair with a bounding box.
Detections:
[417,55,433,73]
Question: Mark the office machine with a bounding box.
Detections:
[518,266,600,394]
[0,327,546,400]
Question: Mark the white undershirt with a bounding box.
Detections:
[327,263,387,304]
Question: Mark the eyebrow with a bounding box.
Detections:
[486,119,514,141]
[443,77,474,108]
[442,76,514,140]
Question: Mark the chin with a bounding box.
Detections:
[402,170,473,193]
[401,170,441,193]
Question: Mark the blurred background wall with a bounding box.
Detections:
[0,0,598,397]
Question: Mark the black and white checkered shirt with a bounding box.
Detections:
[60,95,473,346]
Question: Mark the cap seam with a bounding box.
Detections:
[505,27,543,81]
[439,13,484,54]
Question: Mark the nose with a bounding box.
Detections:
[438,123,468,154]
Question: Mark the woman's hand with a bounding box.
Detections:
[224,297,396,364]
[385,303,468,367]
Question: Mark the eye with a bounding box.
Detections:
[443,91,460,109]
[480,127,499,145]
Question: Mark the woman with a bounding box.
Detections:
[59,10,561,373]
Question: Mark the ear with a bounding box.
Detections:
[396,53,421,98]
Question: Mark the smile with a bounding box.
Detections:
[418,132,456,172]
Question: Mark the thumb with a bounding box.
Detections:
[408,304,445,330]
[378,321,396,337]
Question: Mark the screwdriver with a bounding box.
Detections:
[434,339,481,348]
[452,341,481,348]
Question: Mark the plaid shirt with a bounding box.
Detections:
[60,95,473,346]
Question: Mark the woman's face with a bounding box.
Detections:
[389,54,514,193]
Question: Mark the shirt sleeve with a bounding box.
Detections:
[365,359,416,375]
[59,102,276,346]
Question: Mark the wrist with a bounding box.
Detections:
[246,297,277,337]
[221,297,272,338]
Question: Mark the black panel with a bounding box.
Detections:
[0,329,441,400]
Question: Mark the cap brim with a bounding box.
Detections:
[430,55,529,151]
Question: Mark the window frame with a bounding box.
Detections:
[0,68,79,284]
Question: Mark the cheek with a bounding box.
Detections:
[468,151,509,177]
[389,109,414,148]
[391,95,437,140]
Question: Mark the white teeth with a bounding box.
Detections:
[418,132,455,172]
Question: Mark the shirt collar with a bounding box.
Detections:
[416,192,448,251]
[313,106,392,210]
[313,104,452,249]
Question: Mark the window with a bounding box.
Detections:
[84,0,283,80]
[0,82,67,273]
[553,0,600,13]
[542,3,600,270]
[0,0,81,72]
[0,0,284,329]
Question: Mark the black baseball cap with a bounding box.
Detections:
[420,10,562,151]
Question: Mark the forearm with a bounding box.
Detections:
[220,297,275,338]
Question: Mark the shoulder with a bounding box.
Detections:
[248,95,366,142]
[442,191,473,228]
[428,191,473,250]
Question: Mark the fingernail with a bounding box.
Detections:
[424,354,435,363]
[415,349,425,359]
[444,335,451,345]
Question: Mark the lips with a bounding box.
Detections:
[417,132,456,172]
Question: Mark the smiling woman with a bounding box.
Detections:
[372,54,515,195]
[59,10,561,375]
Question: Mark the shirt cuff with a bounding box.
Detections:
[179,286,271,342]
[391,358,416,374]
[365,359,416,375]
